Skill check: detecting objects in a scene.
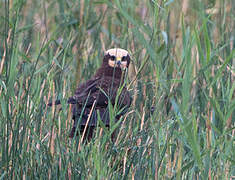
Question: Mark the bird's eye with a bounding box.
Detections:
[121,56,126,61]
[110,56,116,60]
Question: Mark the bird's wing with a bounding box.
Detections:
[68,76,118,107]
[67,77,101,106]
[68,76,132,107]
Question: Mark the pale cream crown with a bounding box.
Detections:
[105,48,129,57]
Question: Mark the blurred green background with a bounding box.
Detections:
[0,0,234,179]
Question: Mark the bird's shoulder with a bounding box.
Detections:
[67,76,99,103]
[68,72,132,107]
[75,76,100,95]
[68,75,117,103]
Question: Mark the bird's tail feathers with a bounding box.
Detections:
[67,97,77,104]
[48,97,77,106]
[47,99,61,106]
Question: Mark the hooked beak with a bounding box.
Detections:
[116,57,121,67]
[108,56,127,69]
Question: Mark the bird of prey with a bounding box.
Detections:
[50,48,132,140]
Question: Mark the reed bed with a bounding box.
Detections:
[0,0,234,179]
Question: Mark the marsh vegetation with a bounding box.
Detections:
[0,0,234,179]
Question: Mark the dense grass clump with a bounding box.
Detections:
[0,0,234,179]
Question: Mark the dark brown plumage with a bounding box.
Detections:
[65,48,132,140]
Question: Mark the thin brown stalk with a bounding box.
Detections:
[115,110,134,145]
[137,110,145,146]
[206,66,214,180]
[49,82,56,155]
[0,29,11,75]
[78,100,97,150]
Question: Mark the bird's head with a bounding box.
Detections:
[104,48,131,70]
